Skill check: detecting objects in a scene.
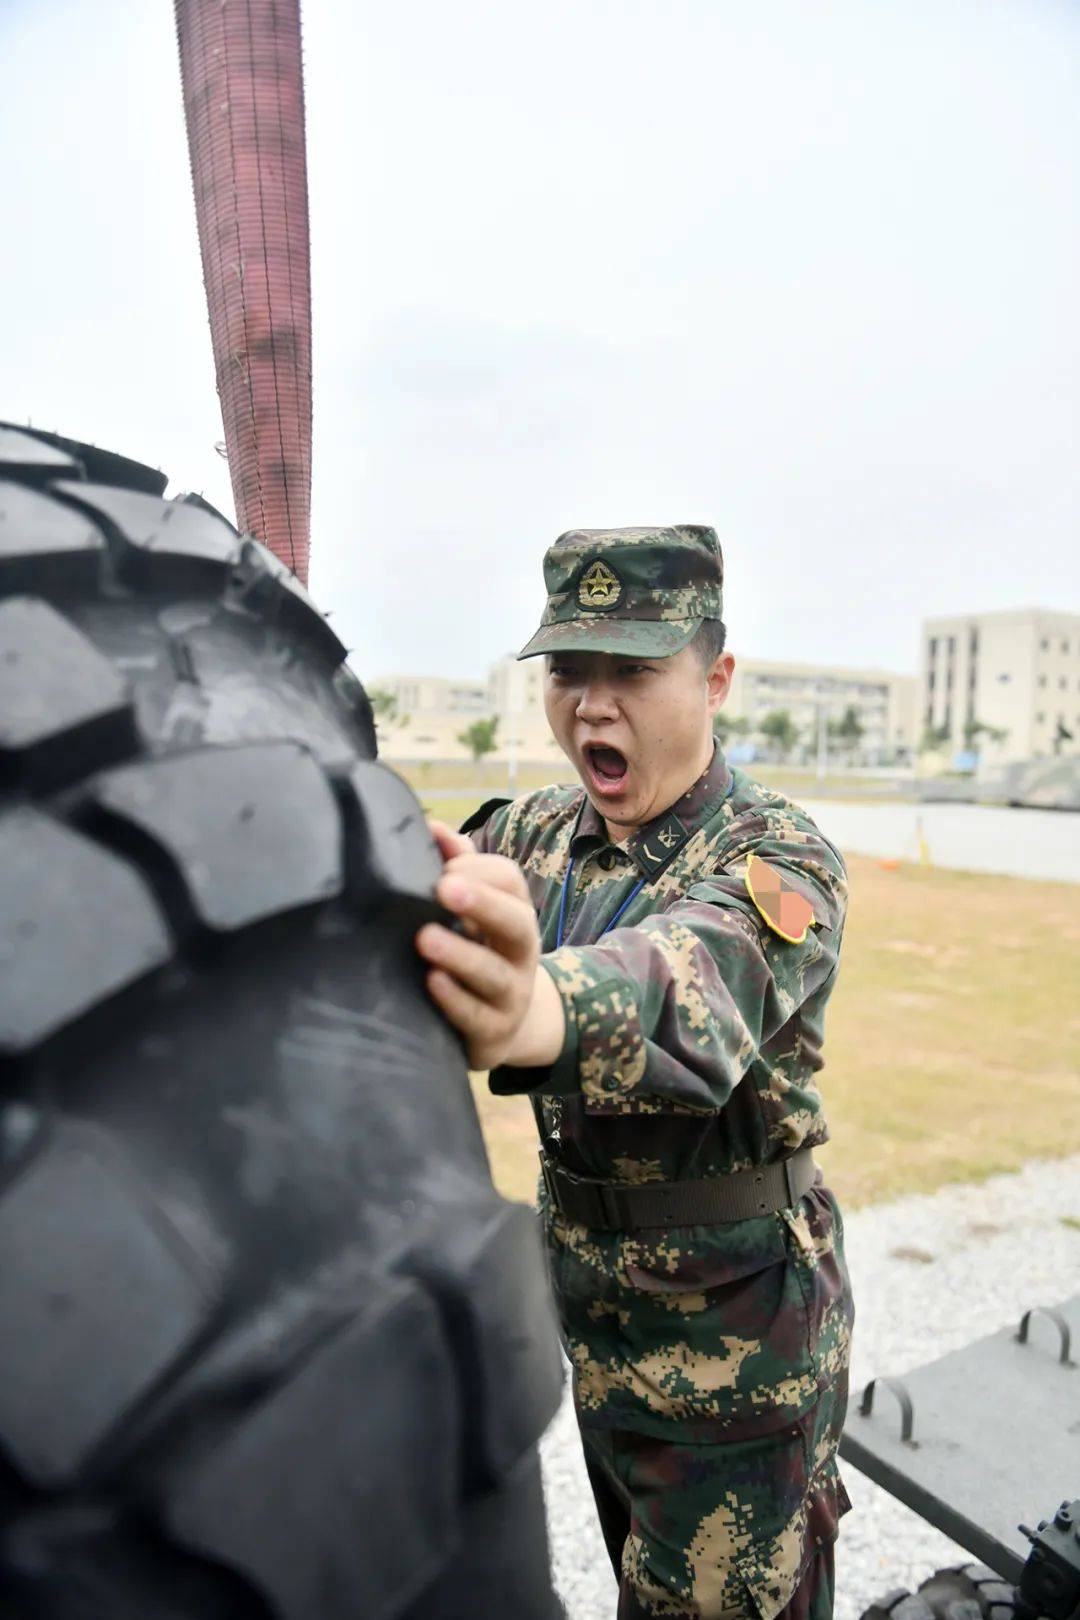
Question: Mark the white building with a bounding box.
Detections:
[368,673,487,718]
[370,660,558,764]
[724,657,918,765]
[486,655,544,722]
[373,651,918,767]
[920,609,1080,763]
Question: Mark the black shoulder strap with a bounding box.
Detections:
[458,795,513,836]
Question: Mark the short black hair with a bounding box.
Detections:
[690,618,727,669]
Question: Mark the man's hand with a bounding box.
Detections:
[417,822,563,1071]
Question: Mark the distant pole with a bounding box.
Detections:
[175,0,313,583]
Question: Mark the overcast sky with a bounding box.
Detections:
[3,0,1078,681]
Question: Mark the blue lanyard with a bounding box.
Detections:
[555,857,647,949]
[555,771,737,949]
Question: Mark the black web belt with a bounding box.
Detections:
[539,1145,816,1231]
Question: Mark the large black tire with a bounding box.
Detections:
[862,1565,1018,1620]
[0,425,564,1619]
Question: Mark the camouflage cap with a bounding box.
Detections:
[517,524,723,661]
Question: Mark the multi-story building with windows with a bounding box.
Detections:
[920,609,1080,763]
[375,653,917,766]
[723,658,917,764]
[368,674,488,718]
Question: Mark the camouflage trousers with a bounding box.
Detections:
[577,1376,850,1620]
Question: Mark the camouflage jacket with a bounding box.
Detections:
[471,745,854,1443]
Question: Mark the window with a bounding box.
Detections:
[1036,712,1045,724]
[1040,637,1049,651]
[1061,677,1069,691]
[1063,640,1070,654]
[1039,674,1047,688]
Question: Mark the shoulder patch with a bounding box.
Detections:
[745,853,816,943]
[458,796,512,836]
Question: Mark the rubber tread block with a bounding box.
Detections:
[236,538,346,663]
[177,490,239,533]
[0,480,104,593]
[0,1120,215,1487]
[0,597,133,781]
[93,743,343,931]
[418,1203,564,1485]
[0,427,84,485]
[167,1281,459,1620]
[891,1599,935,1620]
[0,424,167,496]
[52,481,241,582]
[348,761,443,903]
[0,808,172,1052]
[240,537,322,617]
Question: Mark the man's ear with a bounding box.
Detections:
[707,651,735,715]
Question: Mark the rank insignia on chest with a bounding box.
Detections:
[745,853,817,943]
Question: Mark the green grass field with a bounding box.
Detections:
[467,853,1080,1210]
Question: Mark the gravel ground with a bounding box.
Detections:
[540,1153,1080,1620]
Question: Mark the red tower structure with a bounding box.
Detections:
[175,0,312,583]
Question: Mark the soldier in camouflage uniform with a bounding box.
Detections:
[416,525,854,1619]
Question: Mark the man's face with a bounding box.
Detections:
[543,645,735,839]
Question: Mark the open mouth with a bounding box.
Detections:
[583,742,630,798]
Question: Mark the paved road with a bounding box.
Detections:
[800,799,1079,884]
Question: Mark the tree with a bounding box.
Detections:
[458,715,499,763]
[828,705,864,757]
[919,722,950,754]
[713,713,749,744]
[758,709,799,759]
[963,717,1008,751]
[368,686,398,724]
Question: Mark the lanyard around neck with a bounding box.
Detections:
[555,857,647,950]
[555,772,736,949]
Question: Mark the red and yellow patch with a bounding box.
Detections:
[745,854,816,943]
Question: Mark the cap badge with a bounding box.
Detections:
[578,559,622,611]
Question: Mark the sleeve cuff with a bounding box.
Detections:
[488,949,649,1107]
[487,955,580,1097]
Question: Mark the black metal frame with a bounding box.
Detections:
[839,1294,1079,1588]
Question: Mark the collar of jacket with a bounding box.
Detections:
[569,741,735,882]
